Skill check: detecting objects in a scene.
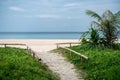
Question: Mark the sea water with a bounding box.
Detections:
[0,32,119,39]
[0,32,82,39]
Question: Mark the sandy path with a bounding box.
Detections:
[29,44,83,80]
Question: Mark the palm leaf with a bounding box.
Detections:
[86,10,101,21]
[80,31,89,39]
[91,21,101,28]
[115,11,120,18]
[114,11,120,25]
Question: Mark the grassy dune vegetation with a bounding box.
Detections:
[0,47,59,80]
[56,44,120,80]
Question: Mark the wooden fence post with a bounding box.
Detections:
[69,43,72,57]
[57,44,59,49]
[69,43,71,48]
[5,44,6,48]
[26,46,30,54]
[33,52,35,58]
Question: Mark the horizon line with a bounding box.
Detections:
[0,31,84,33]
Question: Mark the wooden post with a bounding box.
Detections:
[27,46,30,54]
[70,43,71,48]
[5,44,6,48]
[29,49,32,55]
[33,52,35,58]
[57,44,59,49]
[69,43,72,57]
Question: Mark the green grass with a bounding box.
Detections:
[0,47,60,80]
[55,45,120,80]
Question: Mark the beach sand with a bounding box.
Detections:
[0,39,79,52]
[0,39,79,45]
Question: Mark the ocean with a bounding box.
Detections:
[0,32,82,39]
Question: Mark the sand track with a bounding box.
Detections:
[29,44,82,80]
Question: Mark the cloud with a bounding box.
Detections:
[24,14,82,19]
[35,14,61,19]
[9,6,26,12]
[64,3,80,7]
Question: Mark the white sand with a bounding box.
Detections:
[0,39,79,52]
[0,39,78,45]
[0,39,82,80]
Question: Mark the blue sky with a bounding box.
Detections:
[0,0,120,32]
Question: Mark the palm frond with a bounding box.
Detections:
[114,11,120,25]
[115,11,120,22]
[86,10,101,21]
[80,31,89,39]
[115,11,120,17]
[91,21,101,28]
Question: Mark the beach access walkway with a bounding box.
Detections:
[29,45,83,80]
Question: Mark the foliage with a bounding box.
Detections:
[81,38,88,44]
[83,10,120,47]
[81,27,100,47]
[0,47,60,80]
[58,44,120,80]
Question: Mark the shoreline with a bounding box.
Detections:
[0,39,79,45]
[0,39,78,40]
[0,39,79,52]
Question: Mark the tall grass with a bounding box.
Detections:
[0,47,60,80]
[56,44,120,80]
